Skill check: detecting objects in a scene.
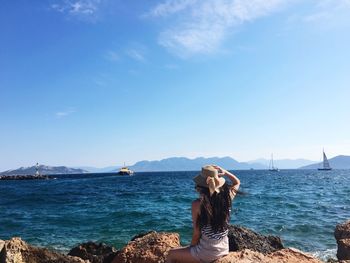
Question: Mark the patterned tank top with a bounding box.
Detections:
[201,224,229,240]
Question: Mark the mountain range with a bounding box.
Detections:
[300,155,350,169]
[2,155,349,175]
[114,156,266,172]
[75,166,120,173]
[0,165,87,176]
[113,155,350,171]
[249,158,316,169]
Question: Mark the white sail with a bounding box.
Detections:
[318,150,332,170]
[322,152,331,169]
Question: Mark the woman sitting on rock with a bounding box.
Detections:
[166,165,240,263]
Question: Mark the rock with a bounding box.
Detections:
[112,231,180,263]
[214,248,322,263]
[336,221,350,240]
[228,225,284,254]
[68,241,118,263]
[335,221,350,261]
[338,239,350,261]
[0,239,5,254]
[130,231,154,241]
[0,237,28,263]
[0,237,87,263]
[326,259,338,263]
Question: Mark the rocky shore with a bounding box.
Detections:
[1,221,349,263]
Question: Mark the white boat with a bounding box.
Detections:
[269,154,279,172]
[318,150,332,171]
[117,164,134,175]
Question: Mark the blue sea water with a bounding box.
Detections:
[1,170,350,260]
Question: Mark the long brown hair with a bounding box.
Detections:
[196,183,234,233]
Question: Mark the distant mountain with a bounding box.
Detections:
[0,165,88,175]
[75,166,120,173]
[249,158,316,169]
[300,155,350,169]
[112,157,266,172]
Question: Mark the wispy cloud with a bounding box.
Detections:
[55,108,76,118]
[147,0,291,57]
[103,44,148,64]
[125,44,147,62]
[146,0,198,17]
[303,0,350,26]
[105,50,120,62]
[51,0,102,19]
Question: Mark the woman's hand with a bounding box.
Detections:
[213,165,241,189]
[212,165,226,176]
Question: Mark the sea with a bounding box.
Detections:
[1,170,349,261]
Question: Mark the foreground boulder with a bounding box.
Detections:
[335,220,350,261]
[112,231,180,263]
[68,241,118,263]
[0,239,5,254]
[0,237,87,263]
[215,248,322,263]
[228,225,284,254]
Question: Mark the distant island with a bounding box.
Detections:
[0,165,88,176]
[112,156,266,172]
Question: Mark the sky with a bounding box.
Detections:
[1,0,350,170]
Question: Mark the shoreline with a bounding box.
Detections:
[2,222,348,263]
[0,237,336,261]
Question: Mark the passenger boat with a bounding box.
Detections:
[118,165,134,175]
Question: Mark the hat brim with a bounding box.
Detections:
[193,174,226,189]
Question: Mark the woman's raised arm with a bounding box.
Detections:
[213,165,240,190]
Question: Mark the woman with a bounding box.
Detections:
[166,165,240,263]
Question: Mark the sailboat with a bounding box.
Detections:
[269,154,279,172]
[318,150,332,171]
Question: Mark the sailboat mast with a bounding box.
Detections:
[322,148,325,165]
[271,154,274,169]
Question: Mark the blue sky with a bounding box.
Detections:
[1,0,350,170]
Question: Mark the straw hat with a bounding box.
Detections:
[193,165,226,196]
